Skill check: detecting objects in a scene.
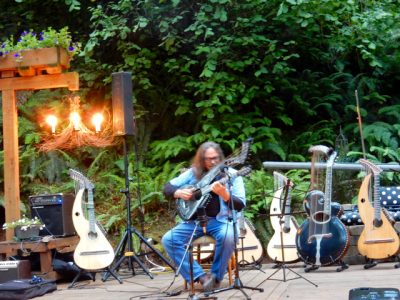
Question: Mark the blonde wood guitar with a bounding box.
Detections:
[192,218,263,265]
[267,172,300,263]
[70,169,115,270]
[357,160,400,260]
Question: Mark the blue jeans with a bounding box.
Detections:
[162,217,235,283]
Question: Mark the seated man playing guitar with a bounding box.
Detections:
[162,141,246,292]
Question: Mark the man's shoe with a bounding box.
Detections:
[202,273,219,292]
[198,273,211,285]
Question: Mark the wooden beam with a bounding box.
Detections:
[0,72,79,91]
[2,89,20,240]
[0,72,79,240]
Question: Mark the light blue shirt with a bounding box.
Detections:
[170,167,246,223]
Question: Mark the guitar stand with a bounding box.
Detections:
[69,267,121,288]
[393,255,400,268]
[363,256,382,269]
[102,136,175,282]
[237,237,265,273]
[336,260,349,272]
[263,180,317,288]
[304,259,348,273]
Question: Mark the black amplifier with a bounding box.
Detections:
[29,193,66,206]
[349,287,400,300]
[29,193,75,237]
[0,260,31,283]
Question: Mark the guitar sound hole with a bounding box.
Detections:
[88,232,98,239]
[313,212,329,223]
[75,212,80,216]
[361,198,365,203]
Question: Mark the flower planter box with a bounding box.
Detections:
[14,225,41,240]
[0,47,70,77]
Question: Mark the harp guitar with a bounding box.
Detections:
[295,145,349,269]
[69,169,115,270]
[267,172,299,263]
[357,159,400,260]
[176,138,252,221]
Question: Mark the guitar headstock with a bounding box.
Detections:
[225,137,253,167]
[273,171,294,190]
[69,169,95,190]
[237,166,252,177]
[359,159,383,176]
[309,145,337,166]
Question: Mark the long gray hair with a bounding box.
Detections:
[191,141,225,180]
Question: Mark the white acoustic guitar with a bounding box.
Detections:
[69,169,115,270]
[267,171,300,263]
[192,217,263,265]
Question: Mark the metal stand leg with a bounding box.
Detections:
[102,136,174,282]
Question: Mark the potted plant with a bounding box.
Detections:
[2,216,45,240]
[0,26,80,76]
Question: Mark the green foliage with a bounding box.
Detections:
[1,0,400,241]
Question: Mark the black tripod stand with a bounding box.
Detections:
[262,181,317,287]
[205,171,264,300]
[102,136,175,282]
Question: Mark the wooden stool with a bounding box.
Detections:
[184,235,236,289]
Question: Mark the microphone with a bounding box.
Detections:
[219,164,229,173]
[197,206,208,234]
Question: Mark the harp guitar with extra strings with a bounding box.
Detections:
[69,169,115,270]
[176,138,253,221]
[295,145,349,271]
[357,159,399,261]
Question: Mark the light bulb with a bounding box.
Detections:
[45,115,58,134]
[70,111,81,131]
[92,113,104,133]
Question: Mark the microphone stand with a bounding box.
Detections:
[205,168,264,300]
[262,180,317,287]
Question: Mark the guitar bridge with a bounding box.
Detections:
[364,238,395,244]
[79,250,111,256]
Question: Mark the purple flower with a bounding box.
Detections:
[68,46,74,51]
[0,52,3,57]
[14,53,19,57]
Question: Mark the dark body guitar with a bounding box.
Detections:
[297,190,349,266]
[295,145,349,271]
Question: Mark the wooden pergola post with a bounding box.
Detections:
[0,72,79,240]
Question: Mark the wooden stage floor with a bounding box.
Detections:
[36,262,400,299]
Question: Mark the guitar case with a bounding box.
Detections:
[0,278,57,300]
[349,287,400,300]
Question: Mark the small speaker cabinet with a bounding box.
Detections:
[112,71,135,136]
[0,260,31,283]
[29,193,76,237]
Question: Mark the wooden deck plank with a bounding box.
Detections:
[34,262,400,299]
